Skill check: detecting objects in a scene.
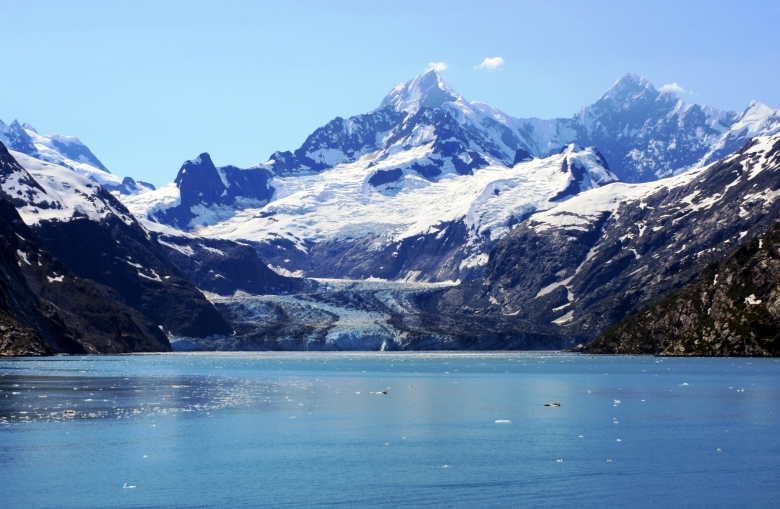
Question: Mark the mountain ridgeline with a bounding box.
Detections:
[2,70,780,355]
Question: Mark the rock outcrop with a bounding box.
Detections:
[586,222,780,356]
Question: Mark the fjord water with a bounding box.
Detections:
[1,354,778,509]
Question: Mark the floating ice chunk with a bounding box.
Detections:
[495,419,511,424]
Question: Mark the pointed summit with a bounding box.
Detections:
[379,70,462,113]
[598,72,657,103]
[0,119,38,156]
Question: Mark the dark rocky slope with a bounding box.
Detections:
[33,213,232,339]
[0,140,231,343]
[0,198,171,355]
[0,203,53,356]
[155,233,310,296]
[586,222,780,356]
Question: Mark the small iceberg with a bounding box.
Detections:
[495,420,511,424]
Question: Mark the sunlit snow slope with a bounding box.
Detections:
[0,118,154,195]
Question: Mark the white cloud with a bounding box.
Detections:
[426,62,447,72]
[659,82,685,94]
[475,57,504,71]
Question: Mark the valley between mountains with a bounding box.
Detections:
[2,71,780,356]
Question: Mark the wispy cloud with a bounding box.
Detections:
[475,57,504,71]
[659,82,685,94]
[426,62,447,72]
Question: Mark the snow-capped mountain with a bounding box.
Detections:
[238,71,780,184]
[130,152,275,231]
[514,73,780,182]
[126,143,617,282]
[0,142,233,340]
[261,70,532,178]
[0,118,155,195]
[256,71,780,183]
[122,70,780,283]
[463,132,780,338]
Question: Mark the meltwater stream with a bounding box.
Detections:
[1,353,778,508]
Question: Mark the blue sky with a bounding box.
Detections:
[1,0,778,186]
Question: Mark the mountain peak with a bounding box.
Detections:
[745,99,772,115]
[175,153,216,185]
[0,119,38,157]
[21,122,38,134]
[598,72,656,103]
[191,152,213,165]
[379,69,462,113]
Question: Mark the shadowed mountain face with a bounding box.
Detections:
[0,197,172,356]
[0,142,233,352]
[586,221,780,357]
[154,233,311,297]
[32,215,232,338]
[150,153,275,229]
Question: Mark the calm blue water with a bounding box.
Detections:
[0,353,778,509]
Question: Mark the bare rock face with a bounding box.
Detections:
[0,312,51,357]
[586,222,780,356]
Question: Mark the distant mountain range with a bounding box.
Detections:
[0,118,154,195]
[1,71,779,355]
[124,70,780,283]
